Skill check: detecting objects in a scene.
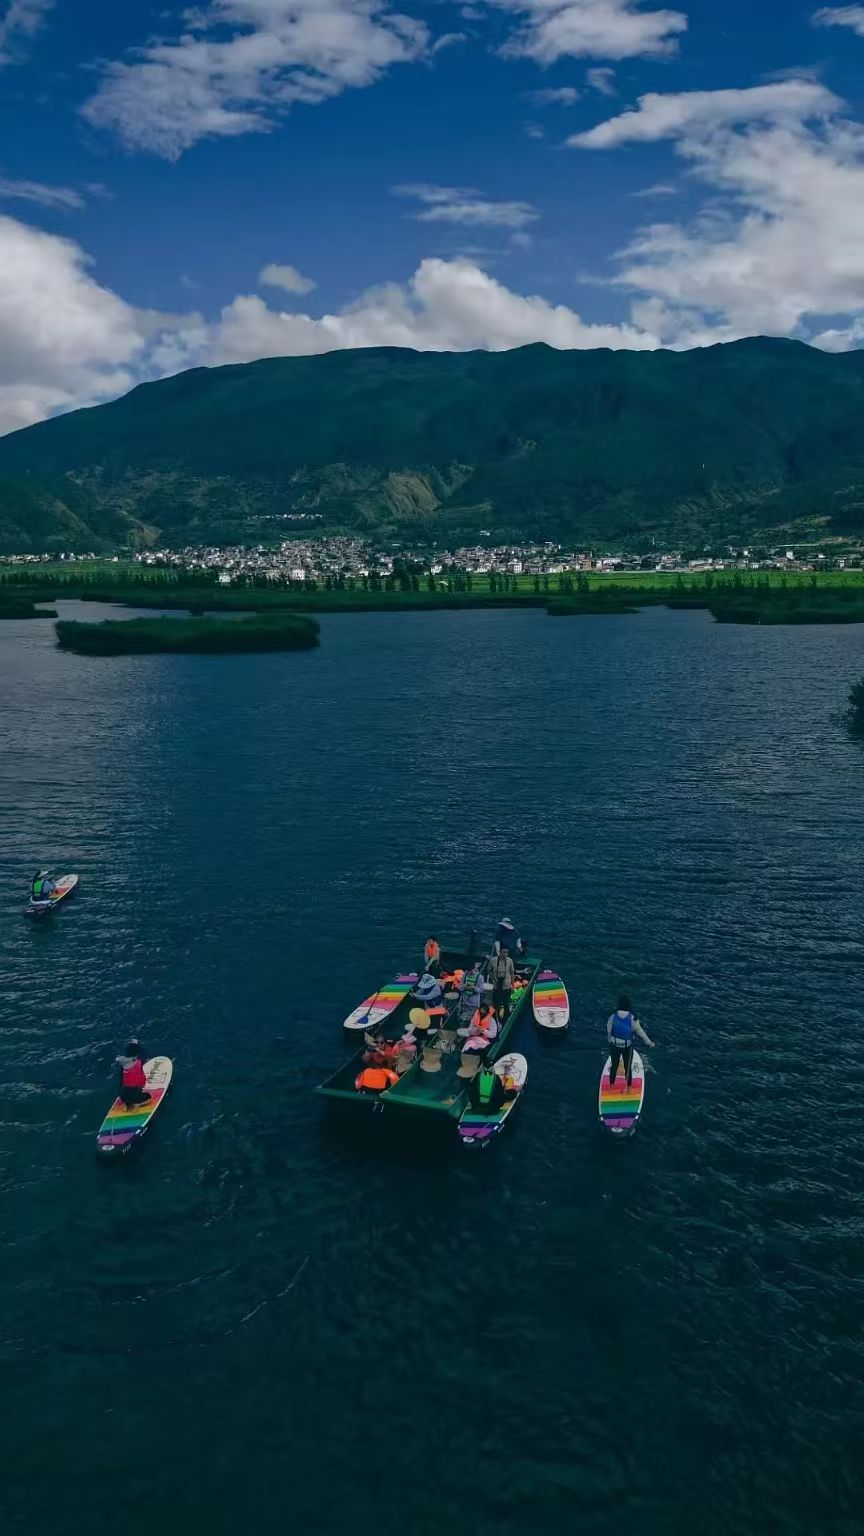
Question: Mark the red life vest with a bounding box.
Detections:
[122,1057,146,1089]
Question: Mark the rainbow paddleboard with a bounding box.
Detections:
[457,1052,528,1148]
[598,1051,644,1137]
[343,974,418,1031]
[532,971,570,1031]
[96,1057,173,1156]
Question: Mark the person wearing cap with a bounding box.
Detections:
[493,918,523,958]
[116,1040,151,1110]
[413,972,443,1011]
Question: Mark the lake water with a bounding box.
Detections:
[2,600,863,1536]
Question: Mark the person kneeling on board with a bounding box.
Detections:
[607,997,654,1090]
[470,1063,505,1113]
[355,1064,398,1093]
[116,1041,152,1110]
[31,871,56,902]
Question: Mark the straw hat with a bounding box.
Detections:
[410,1007,431,1031]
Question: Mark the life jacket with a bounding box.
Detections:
[477,1070,498,1107]
[424,940,440,965]
[610,1011,634,1047]
[355,1066,397,1092]
[122,1057,147,1089]
[32,877,46,899]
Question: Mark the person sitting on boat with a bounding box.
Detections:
[492,917,523,958]
[362,1036,400,1068]
[116,1040,152,1110]
[413,972,443,1011]
[423,936,441,976]
[31,871,56,902]
[461,1004,499,1055]
[607,996,654,1090]
[355,1064,398,1094]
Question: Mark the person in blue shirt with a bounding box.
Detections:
[607,996,654,1089]
[493,917,523,957]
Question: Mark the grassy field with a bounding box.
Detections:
[6,560,864,624]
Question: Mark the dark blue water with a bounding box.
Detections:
[2,600,864,1535]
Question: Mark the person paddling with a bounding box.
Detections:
[607,997,654,1090]
[116,1040,152,1110]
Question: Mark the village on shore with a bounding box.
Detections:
[3,534,863,584]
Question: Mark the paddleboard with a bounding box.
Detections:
[598,1050,645,1137]
[96,1057,173,1156]
[458,1052,528,1147]
[26,872,79,918]
[343,973,418,1031]
[532,970,570,1031]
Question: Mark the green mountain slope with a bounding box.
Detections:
[1,338,863,551]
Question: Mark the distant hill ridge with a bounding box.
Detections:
[1,337,863,552]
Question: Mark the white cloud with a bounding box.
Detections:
[430,31,468,53]
[0,0,53,64]
[259,261,316,295]
[489,1,687,64]
[526,85,580,105]
[631,181,679,196]
[587,65,616,94]
[204,257,659,363]
[813,6,864,37]
[570,81,839,148]
[394,183,539,228]
[0,215,162,434]
[81,0,429,158]
[0,176,84,209]
[570,83,864,347]
[810,317,864,351]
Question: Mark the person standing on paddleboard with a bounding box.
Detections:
[116,1041,152,1110]
[607,997,654,1089]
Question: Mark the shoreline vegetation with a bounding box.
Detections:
[8,564,864,627]
[55,613,320,655]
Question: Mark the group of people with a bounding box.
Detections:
[354,920,527,1094]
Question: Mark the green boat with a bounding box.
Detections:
[316,940,541,1123]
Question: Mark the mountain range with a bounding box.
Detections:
[1,337,863,553]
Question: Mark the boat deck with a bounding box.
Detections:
[317,946,541,1123]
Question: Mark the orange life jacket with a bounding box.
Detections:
[355,1067,398,1092]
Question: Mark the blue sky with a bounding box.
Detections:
[1,0,863,432]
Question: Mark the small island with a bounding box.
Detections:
[55,613,320,655]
